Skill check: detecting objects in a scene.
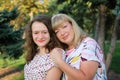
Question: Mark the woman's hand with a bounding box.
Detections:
[50,48,64,65]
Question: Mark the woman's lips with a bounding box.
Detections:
[38,40,45,42]
[63,34,68,40]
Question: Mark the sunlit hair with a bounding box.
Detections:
[51,13,87,48]
[24,14,63,64]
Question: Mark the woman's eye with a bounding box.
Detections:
[33,32,38,34]
[63,25,67,28]
[55,30,59,33]
[43,31,47,34]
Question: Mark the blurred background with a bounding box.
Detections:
[0,0,120,80]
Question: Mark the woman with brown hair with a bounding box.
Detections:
[24,14,64,80]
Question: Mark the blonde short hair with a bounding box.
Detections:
[51,13,87,47]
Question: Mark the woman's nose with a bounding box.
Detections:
[38,33,43,38]
[60,29,65,35]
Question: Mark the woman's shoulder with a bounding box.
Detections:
[79,37,99,49]
[83,37,95,42]
[82,37,97,44]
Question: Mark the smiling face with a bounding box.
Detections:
[32,21,50,48]
[55,21,75,48]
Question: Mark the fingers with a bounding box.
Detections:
[51,48,63,54]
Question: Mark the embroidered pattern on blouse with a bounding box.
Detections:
[24,54,55,80]
[63,37,107,80]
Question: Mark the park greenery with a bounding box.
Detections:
[0,0,120,79]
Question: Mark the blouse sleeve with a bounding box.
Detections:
[80,38,102,63]
[43,54,56,72]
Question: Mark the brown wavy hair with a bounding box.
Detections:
[23,14,66,64]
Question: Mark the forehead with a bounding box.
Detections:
[55,21,70,29]
[32,21,48,31]
[61,21,69,26]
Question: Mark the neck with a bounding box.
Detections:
[37,47,48,55]
[68,45,75,50]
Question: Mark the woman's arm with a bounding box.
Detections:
[57,59,99,80]
[46,66,62,80]
[50,48,99,80]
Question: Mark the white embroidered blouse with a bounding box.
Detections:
[62,37,107,80]
[24,54,55,80]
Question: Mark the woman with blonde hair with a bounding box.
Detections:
[51,13,107,80]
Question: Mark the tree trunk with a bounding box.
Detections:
[98,4,106,51]
[94,13,100,41]
[105,16,119,72]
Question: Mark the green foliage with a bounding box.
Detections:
[0,7,18,23]
[0,6,24,59]
[0,55,25,68]
[104,41,120,73]
[48,0,95,33]
[112,0,120,16]
[48,0,120,39]
[0,55,25,80]
[10,72,24,80]
[84,0,116,9]
[0,0,50,29]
